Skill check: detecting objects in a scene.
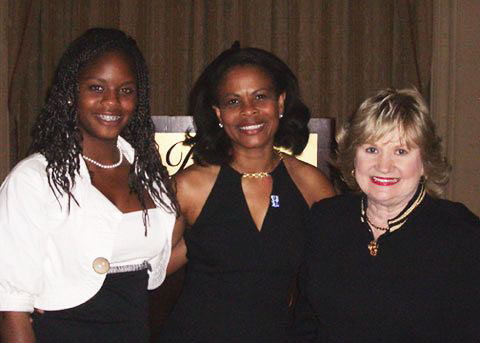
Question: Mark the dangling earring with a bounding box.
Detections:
[218,122,223,128]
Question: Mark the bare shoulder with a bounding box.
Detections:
[282,154,336,207]
[173,163,220,224]
[175,163,218,187]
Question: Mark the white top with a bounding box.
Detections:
[110,208,167,266]
[0,137,176,312]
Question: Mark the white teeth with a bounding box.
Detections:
[98,114,120,122]
[239,123,264,131]
[372,176,399,184]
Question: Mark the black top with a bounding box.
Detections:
[159,161,309,342]
[292,193,480,342]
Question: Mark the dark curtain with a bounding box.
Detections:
[7,0,432,165]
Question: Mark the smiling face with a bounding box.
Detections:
[354,129,424,210]
[76,50,137,146]
[212,65,285,153]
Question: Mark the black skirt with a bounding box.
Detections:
[32,269,150,343]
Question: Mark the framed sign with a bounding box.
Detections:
[152,116,334,176]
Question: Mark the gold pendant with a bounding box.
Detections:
[368,240,378,256]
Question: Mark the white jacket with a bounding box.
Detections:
[0,137,175,312]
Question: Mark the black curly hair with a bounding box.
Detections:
[186,42,311,165]
[29,27,178,229]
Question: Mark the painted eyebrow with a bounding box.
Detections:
[220,87,274,98]
[253,87,274,92]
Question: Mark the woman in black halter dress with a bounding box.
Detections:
[158,45,335,342]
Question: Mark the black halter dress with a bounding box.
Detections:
[159,161,309,342]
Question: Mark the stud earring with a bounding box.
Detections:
[351,169,355,177]
[218,122,223,128]
[279,113,283,119]
[67,99,73,106]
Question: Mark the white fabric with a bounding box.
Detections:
[109,208,168,266]
[0,137,175,312]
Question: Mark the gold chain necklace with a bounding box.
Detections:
[238,150,284,179]
[241,171,271,179]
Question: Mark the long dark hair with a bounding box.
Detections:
[186,43,311,165]
[29,28,178,222]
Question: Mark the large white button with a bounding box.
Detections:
[92,257,110,274]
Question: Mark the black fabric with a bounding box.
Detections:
[32,270,150,343]
[159,161,309,342]
[292,193,480,342]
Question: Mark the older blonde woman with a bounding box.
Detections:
[293,88,480,342]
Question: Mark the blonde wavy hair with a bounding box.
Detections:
[335,88,450,197]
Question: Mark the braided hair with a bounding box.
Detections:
[29,28,178,224]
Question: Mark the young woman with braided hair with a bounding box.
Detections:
[0,28,178,342]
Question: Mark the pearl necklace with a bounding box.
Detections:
[239,150,283,179]
[83,147,123,169]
